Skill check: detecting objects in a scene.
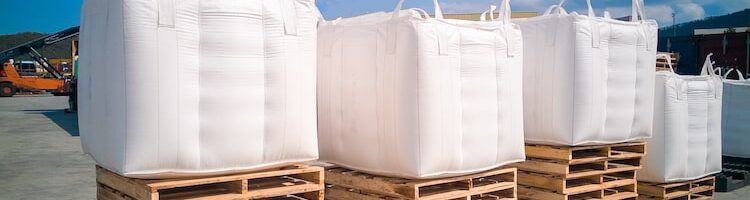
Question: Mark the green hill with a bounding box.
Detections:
[659,8,750,37]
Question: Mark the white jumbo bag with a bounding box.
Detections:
[721,69,750,158]
[317,0,525,179]
[638,54,723,183]
[514,0,657,145]
[78,0,320,178]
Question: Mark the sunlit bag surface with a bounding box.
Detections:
[317,0,526,179]
[638,54,723,183]
[514,0,658,145]
[78,0,320,178]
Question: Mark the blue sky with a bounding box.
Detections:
[1,0,748,35]
[0,0,83,35]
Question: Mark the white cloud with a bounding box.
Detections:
[646,5,676,26]
[604,5,675,27]
[602,6,634,18]
[601,0,715,27]
[675,2,705,21]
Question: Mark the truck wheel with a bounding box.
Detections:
[0,83,16,97]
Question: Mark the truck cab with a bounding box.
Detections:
[15,61,38,76]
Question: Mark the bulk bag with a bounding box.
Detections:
[514,0,658,145]
[317,0,525,179]
[78,0,320,178]
[638,54,723,183]
[721,69,750,158]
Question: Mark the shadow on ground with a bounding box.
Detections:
[24,109,79,136]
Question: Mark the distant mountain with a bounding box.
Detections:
[0,32,77,61]
[659,8,750,37]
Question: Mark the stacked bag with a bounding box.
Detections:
[78,0,320,178]
[638,54,723,183]
[317,0,526,178]
[79,0,729,183]
[514,0,658,145]
[721,69,750,158]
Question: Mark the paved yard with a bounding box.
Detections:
[0,96,95,200]
[0,96,748,199]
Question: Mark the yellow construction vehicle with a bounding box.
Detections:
[0,26,78,97]
[0,62,66,96]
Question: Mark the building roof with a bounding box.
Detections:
[694,27,749,35]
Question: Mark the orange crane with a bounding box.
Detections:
[0,26,79,97]
[1,62,66,97]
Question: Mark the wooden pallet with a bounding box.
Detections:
[656,67,672,72]
[518,182,637,200]
[656,52,679,70]
[637,176,715,200]
[96,164,324,200]
[512,142,646,200]
[512,142,646,178]
[324,166,517,200]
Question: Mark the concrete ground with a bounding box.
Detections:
[0,96,95,200]
[0,96,748,200]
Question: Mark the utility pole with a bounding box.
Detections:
[672,12,677,38]
[669,12,676,52]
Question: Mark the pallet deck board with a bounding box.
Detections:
[601,190,638,200]
[325,166,517,200]
[637,176,715,200]
[96,164,324,200]
[519,171,636,195]
[518,182,637,200]
[325,186,386,200]
[523,142,646,164]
